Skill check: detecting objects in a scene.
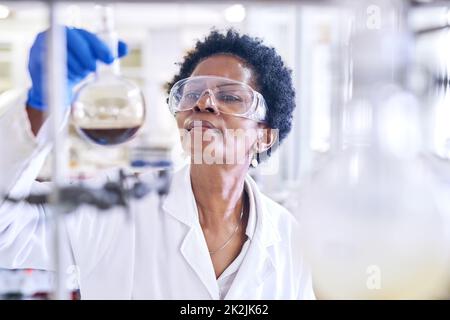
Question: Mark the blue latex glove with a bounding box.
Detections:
[27,27,128,111]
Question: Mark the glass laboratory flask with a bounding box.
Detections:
[71,5,145,146]
[295,32,450,299]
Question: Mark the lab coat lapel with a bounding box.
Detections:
[225,177,281,299]
[180,227,220,299]
[224,239,276,299]
[162,165,220,299]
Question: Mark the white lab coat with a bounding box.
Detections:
[0,89,315,300]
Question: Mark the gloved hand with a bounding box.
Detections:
[27,27,128,111]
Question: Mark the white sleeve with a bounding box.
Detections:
[0,90,126,279]
[0,89,73,271]
[290,217,317,300]
[0,89,51,196]
[297,262,317,300]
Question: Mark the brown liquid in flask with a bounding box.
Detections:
[78,126,141,146]
[72,94,145,146]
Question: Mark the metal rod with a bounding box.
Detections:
[47,2,69,300]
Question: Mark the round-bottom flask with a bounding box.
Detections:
[72,76,145,146]
[71,4,145,146]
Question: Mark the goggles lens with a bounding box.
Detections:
[169,76,267,122]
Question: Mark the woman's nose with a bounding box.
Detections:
[193,90,220,114]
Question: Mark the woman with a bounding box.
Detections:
[0,28,314,299]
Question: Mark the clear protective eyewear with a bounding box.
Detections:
[168,76,267,123]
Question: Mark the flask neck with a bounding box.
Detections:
[95,4,120,77]
[96,30,120,77]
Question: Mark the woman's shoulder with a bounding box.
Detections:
[256,187,315,299]
[245,175,297,231]
[259,192,294,218]
[259,192,298,235]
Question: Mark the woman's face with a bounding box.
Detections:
[176,54,267,166]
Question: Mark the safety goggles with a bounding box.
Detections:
[168,76,267,123]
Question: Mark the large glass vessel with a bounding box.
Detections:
[296,29,450,299]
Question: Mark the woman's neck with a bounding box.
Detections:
[190,163,247,230]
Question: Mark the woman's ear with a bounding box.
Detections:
[255,126,278,153]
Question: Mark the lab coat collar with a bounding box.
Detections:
[224,175,282,299]
[162,165,281,245]
[163,165,219,298]
[162,164,198,227]
[162,165,282,299]
[245,175,282,248]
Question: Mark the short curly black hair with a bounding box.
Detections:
[166,29,296,156]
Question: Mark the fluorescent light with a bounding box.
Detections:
[0,5,10,19]
[224,4,246,23]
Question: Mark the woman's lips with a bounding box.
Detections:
[186,120,219,132]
